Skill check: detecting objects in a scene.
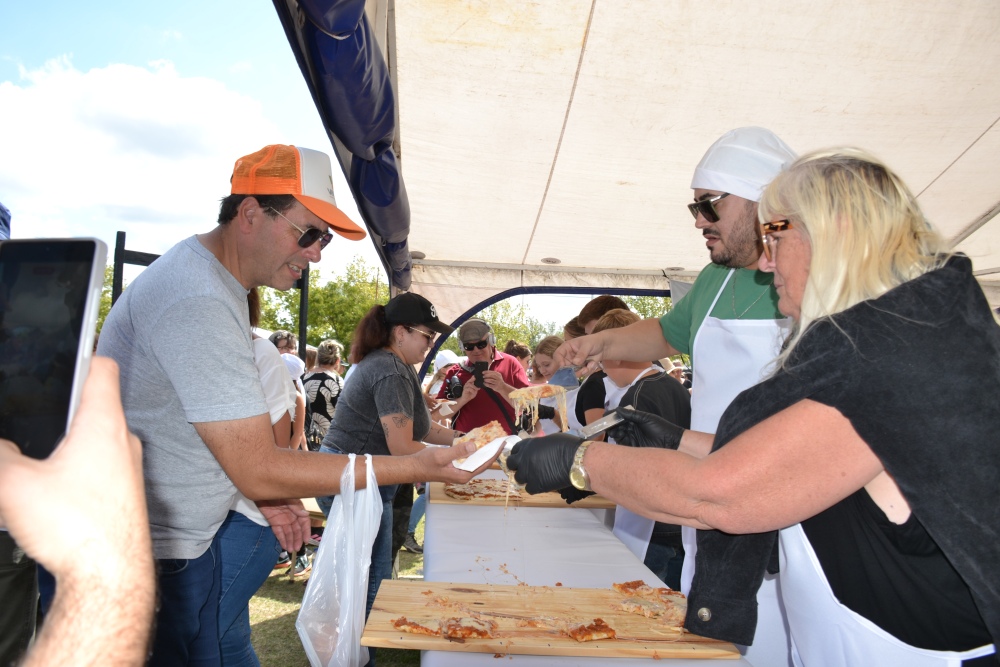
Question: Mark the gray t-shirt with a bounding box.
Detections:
[323,349,430,456]
[97,236,267,560]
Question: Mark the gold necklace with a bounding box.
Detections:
[731,271,772,319]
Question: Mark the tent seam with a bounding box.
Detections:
[519,0,599,265]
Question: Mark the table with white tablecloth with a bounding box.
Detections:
[420,479,750,666]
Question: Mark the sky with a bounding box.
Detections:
[0,0,590,328]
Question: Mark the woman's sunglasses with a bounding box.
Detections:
[463,340,490,351]
[760,219,793,261]
[404,326,435,343]
[686,193,730,223]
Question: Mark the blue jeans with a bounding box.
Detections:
[217,512,281,667]
[363,493,395,667]
[407,489,427,533]
[644,542,685,591]
[150,531,224,667]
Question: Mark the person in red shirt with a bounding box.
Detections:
[437,319,530,435]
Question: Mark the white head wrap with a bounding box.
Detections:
[690,127,797,202]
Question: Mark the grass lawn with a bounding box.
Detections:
[249,521,425,667]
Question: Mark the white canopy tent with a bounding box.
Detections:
[347,0,1000,325]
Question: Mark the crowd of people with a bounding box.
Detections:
[1,127,997,667]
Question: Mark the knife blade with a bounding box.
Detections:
[577,406,630,440]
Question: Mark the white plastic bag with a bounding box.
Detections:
[297,453,382,667]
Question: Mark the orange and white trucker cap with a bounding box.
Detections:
[230,145,367,241]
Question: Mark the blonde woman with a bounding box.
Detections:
[510,149,998,665]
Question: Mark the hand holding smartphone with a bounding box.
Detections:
[472,361,489,388]
[0,239,107,459]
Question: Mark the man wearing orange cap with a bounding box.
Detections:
[98,145,487,666]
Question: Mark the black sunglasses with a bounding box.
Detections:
[463,340,490,351]
[687,193,731,223]
[268,208,334,250]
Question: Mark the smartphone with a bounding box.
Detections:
[0,238,107,459]
[472,361,489,388]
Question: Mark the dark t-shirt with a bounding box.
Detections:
[323,349,430,457]
[803,490,990,650]
[619,371,692,548]
[574,371,608,425]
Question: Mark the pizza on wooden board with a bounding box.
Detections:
[393,616,497,639]
[564,617,617,642]
[612,580,687,628]
[442,478,522,500]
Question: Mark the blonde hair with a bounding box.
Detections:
[591,308,641,334]
[759,147,949,364]
[317,339,343,366]
[533,335,564,359]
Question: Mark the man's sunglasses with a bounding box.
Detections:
[463,340,490,351]
[687,193,731,223]
[268,208,334,250]
[760,219,793,261]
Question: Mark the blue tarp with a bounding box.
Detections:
[273,0,412,289]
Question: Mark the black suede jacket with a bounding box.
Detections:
[683,256,1000,654]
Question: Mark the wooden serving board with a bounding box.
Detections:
[362,579,739,660]
[428,481,616,509]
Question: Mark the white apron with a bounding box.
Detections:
[609,367,664,560]
[680,269,794,667]
[779,523,995,667]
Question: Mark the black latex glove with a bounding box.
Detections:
[506,432,584,495]
[536,404,556,420]
[607,405,684,450]
[559,486,595,505]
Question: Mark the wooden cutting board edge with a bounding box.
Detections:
[361,579,741,660]
[428,481,616,509]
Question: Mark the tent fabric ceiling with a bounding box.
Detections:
[282,0,1000,327]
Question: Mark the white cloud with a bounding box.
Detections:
[162,30,184,42]
[0,57,287,255]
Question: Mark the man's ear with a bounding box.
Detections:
[237,197,260,234]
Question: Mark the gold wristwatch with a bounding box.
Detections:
[569,440,595,492]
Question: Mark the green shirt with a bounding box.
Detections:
[659,263,784,363]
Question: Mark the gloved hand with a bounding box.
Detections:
[536,404,556,421]
[607,405,684,450]
[559,486,595,505]
[506,432,584,495]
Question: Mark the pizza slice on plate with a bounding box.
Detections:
[452,420,507,464]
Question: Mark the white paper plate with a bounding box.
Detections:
[452,435,521,472]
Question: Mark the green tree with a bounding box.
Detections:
[436,299,555,355]
[258,257,390,356]
[96,265,115,336]
[619,294,689,367]
[620,294,673,320]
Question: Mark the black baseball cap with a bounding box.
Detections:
[384,292,454,335]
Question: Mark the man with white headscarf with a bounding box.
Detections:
[555,127,798,667]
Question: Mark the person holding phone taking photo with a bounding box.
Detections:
[435,318,531,435]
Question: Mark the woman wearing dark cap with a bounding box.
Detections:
[316,292,459,665]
